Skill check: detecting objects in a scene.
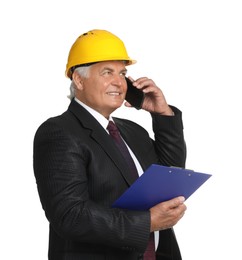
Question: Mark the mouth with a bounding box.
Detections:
[106,91,122,96]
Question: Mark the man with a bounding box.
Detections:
[33,29,187,260]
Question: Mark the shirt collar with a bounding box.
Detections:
[74,98,113,131]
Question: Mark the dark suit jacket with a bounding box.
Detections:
[33,99,186,260]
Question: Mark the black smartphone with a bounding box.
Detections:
[125,77,145,110]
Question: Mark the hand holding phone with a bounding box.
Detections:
[125,77,145,110]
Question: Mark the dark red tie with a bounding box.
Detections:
[107,121,139,180]
[143,233,156,260]
[107,121,155,259]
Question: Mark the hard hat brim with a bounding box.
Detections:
[66,59,136,79]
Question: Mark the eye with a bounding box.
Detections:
[120,70,127,77]
[102,70,112,76]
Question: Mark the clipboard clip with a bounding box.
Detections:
[169,166,194,176]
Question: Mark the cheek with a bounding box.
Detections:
[102,82,109,92]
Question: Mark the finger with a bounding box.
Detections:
[142,85,158,93]
[133,78,153,88]
[124,101,132,107]
[127,76,135,82]
[168,196,185,209]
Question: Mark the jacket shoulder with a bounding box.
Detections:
[34,110,79,140]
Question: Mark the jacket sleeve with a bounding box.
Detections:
[33,119,150,253]
[151,105,186,168]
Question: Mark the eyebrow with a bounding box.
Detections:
[101,66,127,74]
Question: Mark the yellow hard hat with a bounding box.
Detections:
[65,29,136,78]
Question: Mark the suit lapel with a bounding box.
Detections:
[68,100,136,186]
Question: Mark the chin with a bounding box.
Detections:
[109,99,123,106]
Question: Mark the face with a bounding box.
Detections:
[74,61,128,118]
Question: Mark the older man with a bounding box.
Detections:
[33,29,187,260]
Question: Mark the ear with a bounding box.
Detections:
[72,71,84,90]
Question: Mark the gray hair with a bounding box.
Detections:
[67,66,91,100]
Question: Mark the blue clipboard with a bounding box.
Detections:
[112,164,212,210]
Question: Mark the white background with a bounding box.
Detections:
[1,0,242,259]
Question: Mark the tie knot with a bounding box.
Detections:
[106,120,139,179]
[107,121,118,134]
[107,121,123,143]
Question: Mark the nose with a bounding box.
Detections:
[111,74,123,87]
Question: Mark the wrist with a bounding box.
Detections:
[159,107,175,116]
